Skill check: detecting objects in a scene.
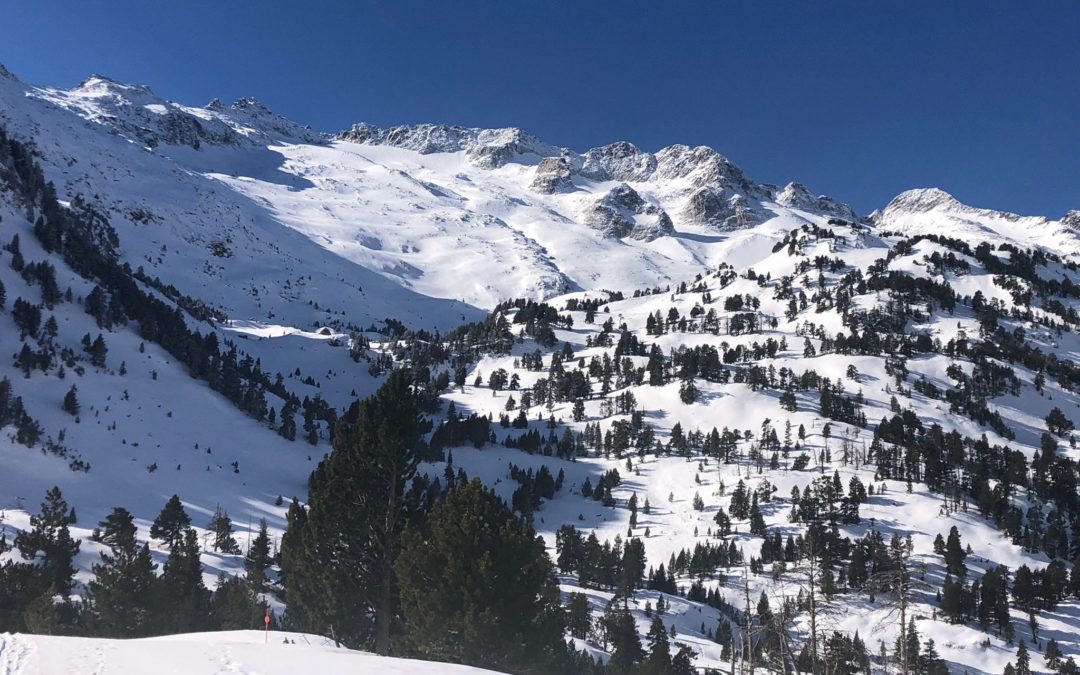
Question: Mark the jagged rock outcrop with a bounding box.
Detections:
[776,182,857,221]
[1063,211,1080,233]
[654,145,756,194]
[680,187,765,230]
[584,183,673,241]
[338,123,565,168]
[530,157,574,194]
[579,142,657,182]
[62,76,240,149]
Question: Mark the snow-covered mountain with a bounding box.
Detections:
[2,63,1080,675]
[0,66,876,316]
[872,188,1080,259]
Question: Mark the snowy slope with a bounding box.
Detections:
[423,217,1080,673]
[0,65,863,316]
[0,631,505,675]
[873,188,1080,259]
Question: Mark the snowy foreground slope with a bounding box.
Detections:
[1,62,1080,675]
[0,631,504,675]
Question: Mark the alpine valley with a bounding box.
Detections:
[1,64,1079,675]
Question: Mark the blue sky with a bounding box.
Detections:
[5,1,1078,217]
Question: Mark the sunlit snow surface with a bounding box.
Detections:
[0,631,504,675]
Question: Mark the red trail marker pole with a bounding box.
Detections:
[264,604,271,644]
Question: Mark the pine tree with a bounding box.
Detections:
[566,592,591,640]
[944,526,967,577]
[604,600,643,673]
[89,333,108,367]
[87,507,156,637]
[572,398,585,422]
[150,495,191,551]
[62,385,80,416]
[211,574,265,631]
[208,508,240,554]
[395,479,566,672]
[1045,638,1063,670]
[159,528,211,633]
[643,614,672,674]
[730,479,750,520]
[244,519,272,590]
[280,369,420,653]
[920,637,948,675]
[15,486,80,596]
[97,507,136,549]
[749,495,766,535]
[1016,641,1031,675]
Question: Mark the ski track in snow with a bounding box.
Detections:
[0,634,35,675]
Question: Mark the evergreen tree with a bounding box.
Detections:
[643,614,672,674]
[281,370,420,652]
[395,479,566,672]
[211,574,265,631]
[62,385,80,416]
[97,507,136,549]
[749,495,766,535]
[244,519,272,590]
[944,526,967,577]
[159,528,211,634]
[603,601,643,674]
[150,495,191,551]
[1016,641,1031,675]
[15,486,80,596]
[920,637,948,675]
[86,507,156,637]
[565,592,591,640]
[729,479,750,520]
[1045,638,1063,670]
[208,508,240,555]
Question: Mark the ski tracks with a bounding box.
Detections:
[0,633,35,675]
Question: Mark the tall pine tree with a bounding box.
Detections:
[395,479,566,672]
[281,369,420,652]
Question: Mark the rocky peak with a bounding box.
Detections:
[579,142,657,182]
[654,145,755,194]
[338,122,565,168]
[776,182,858,221]
[584,183,674,241]
[878,187,964,216]
[681,186,766,231]
[74,75,158,102]
[530,157,574,194]
[230,97,273,114]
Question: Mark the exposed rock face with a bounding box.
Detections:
[584,183,674,241]
[337,120,864,232]
[776,182,857,221]
[30,75,320,150]
[530,157,574,194]
[338,123,565,168]
[1063,211,1080,232]
[579,142,657,182]
[339,122,473,154]
[679,187,765,230]
[654,145,756,193]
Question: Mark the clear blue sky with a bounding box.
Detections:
[5,1,1078,216]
